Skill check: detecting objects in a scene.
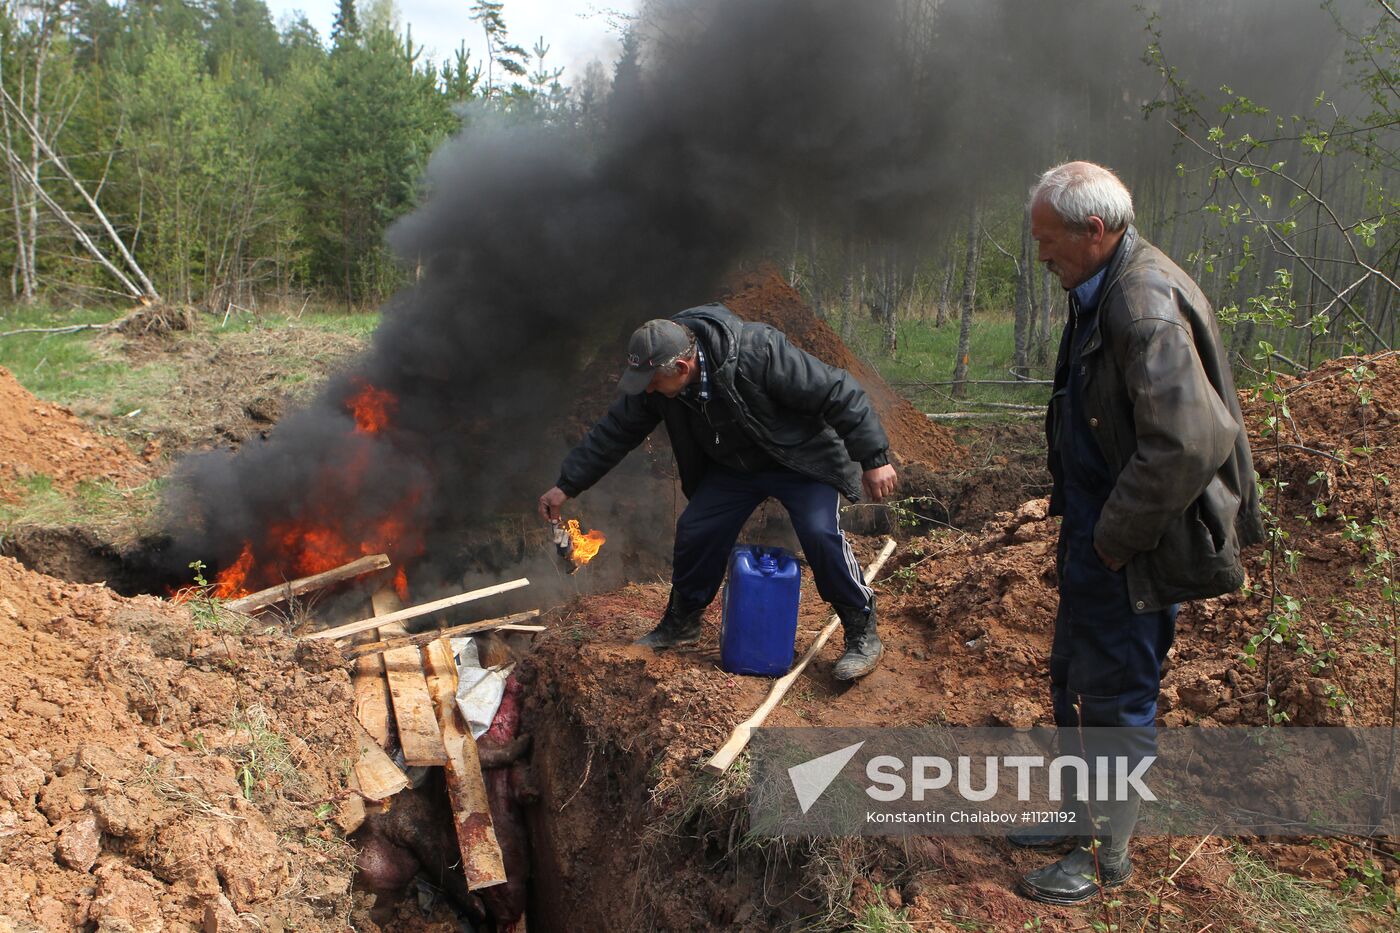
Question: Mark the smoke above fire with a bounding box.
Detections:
[161,0,1365,601]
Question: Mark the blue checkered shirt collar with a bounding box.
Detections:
[686,345,710,401]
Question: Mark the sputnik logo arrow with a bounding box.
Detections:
[788,741,865,814]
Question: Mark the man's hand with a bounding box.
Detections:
[1094,540,1126,571]
[861,464,898,503]
[538,486,570,522]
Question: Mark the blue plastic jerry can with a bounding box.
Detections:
[720,545,802,677]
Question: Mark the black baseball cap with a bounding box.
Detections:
[618,319,693,394]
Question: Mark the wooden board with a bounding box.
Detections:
[374,590,448,767]
[344,610,542,660]
[351,629,394,749]
[352,720,410,801]
[225,553,391,614]
[301,577,531,641]
[423,636,508,890]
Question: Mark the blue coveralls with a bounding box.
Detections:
[668,350,873,613]
[1050,269,1178,762]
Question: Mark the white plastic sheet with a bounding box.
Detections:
[449,636,513,739]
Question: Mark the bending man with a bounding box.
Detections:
[538,303,897,680]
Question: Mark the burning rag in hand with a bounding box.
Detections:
[449,636,513,739]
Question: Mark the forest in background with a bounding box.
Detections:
[2,0,1398,391]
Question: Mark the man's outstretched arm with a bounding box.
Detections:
[539,394,661,517]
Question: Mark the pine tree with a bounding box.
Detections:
[331,0,359,46]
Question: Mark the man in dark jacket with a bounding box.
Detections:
[1011,162,1263,904]
[537,304,898,680]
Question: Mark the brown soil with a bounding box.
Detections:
[519,352,1400,931]
[0,555,376,930]
[0,365,151,502]
[106,320,366,456]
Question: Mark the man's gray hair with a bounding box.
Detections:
[1030,161,1134,232]
[655,325,698,375]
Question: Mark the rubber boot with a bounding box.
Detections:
[1008,797,1083,850]
[832,597,883,681]
[634,592,705,649]
[1017,796,1139,905]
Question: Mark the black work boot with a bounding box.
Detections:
[832,597,883,681]
[1017,797,1139,905]
[634,593,705,649]
[1008,797,1082,850]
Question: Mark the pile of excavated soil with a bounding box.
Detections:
[520,352,1400,930]
[0,556,374,930]
[0,365,151,501]
[719,268,964,469]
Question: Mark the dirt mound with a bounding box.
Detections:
[0,556,370,930]
[0,365,151,501]
[720,268,963,469]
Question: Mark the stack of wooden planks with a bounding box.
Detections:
[227,556,544,894]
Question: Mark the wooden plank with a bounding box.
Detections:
[704,538,898,775]
[423,637,508,891]
[352,720,410,801]
[374,589,449,767]
[351,629,394,748]
[300,578,531,642]
[344,610,542,660]
[224,553,391,614]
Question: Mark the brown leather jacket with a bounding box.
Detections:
[1047,227,1264,612]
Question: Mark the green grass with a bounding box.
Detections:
[211,305,381,338]
[229,703,302,802]
[844,309,1052,415]
[0,303,132,402]
[850,889,914,933]
[0,475,165,542]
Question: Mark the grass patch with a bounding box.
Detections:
[843,310,1052,415]
[211,303,381,338]
[0,303,131,401]
[229,703,301,802]
[650,752,753,842]
[1226,844,1360,932]
[850,888,913,933]
[0,475,164,542]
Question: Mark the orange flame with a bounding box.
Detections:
[182,381,429,605]
[347,380,396,434]
[213,542,255,598]
[564,519,606,567]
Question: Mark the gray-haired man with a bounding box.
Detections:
[1012,161,1262,903]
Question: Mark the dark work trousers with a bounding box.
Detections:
[1050,301,1177,776]
[1051,491,1178,775]
[671,466,872,612]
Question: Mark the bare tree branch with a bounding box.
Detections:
[0,144,144,299]
[0,85,160,300]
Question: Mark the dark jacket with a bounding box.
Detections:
[558,303,890,501]
[1047,226,1264,613]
